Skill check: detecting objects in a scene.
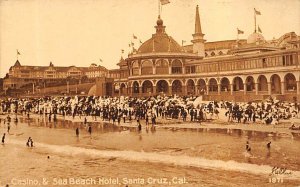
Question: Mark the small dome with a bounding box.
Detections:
[157,16,163,26]
[247,32,265,44]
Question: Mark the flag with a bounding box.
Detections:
[160,0,170,5]
[133,34,137,39]
[237,28,244,34]
[254,8,261,15]
[258,25,262,33]
[17,50,20,55]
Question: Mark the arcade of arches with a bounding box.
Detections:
[114,72,299,101]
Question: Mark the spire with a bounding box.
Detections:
[194,5,202,34]
[191,5,205,57]
[14,60,21,67]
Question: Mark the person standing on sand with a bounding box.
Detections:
[145,115,149,126]
[246,141,251,152]
[88,125,92,135]
[117,114,121,125]
[7,123,11,133]
[7,115,11,123]
[199,109,204,125]
[2,133,6,144]
[267,142,271,151]
[76,128,79,137]
[137,119,142,132]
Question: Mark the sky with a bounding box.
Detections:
[0,0,299,77]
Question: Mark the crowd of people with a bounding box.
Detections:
[0,95,299,129]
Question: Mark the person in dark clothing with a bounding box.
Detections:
[88,125,92,135]
[30,138,34,147]
[199,109,204,125]
[246,141,251,152]
[145,116,149,126]
[7,115,11,123]
[76,128,79,137]
[2,133,5,144]
[53,114,57,122]
[267,141,271,151]
[190,109,194,122]
[117,115,121,125]
[7,123,11,133]
[137,121,142,132]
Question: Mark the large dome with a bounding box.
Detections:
[138,34,182,53]
[137,16,182,53]
[247,32,265,44]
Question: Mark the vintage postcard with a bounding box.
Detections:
[0,0,299,186]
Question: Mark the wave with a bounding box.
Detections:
[8,139,300,180]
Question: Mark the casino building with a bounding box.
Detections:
[2,5,300,102]
[107,5,300,102]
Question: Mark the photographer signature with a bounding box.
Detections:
[269,167,292,176]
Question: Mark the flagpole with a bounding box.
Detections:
[254,9,256,33]
[158,0,160,16]
[236,30,239,48]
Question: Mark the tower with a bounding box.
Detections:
[191,5,206,57]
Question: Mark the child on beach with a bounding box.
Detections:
[26,137,30,147]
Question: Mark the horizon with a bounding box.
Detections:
[0,0,299,77]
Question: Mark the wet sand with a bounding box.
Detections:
[1,113,300,187]
[18,110,299,135]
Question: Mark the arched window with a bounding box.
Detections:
[132,61,139,76]
[156,59,169,74]
[285,73,297,91]
[209,78,218,92]
[132,81,139,93]
[141,60,153,75]
[171,60,182,74]
[270,74,281,94]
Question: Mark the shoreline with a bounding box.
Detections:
[3,112,299,136]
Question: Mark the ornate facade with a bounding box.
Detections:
[111,6,300,102]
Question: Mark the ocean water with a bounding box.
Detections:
[0,117,299,187]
